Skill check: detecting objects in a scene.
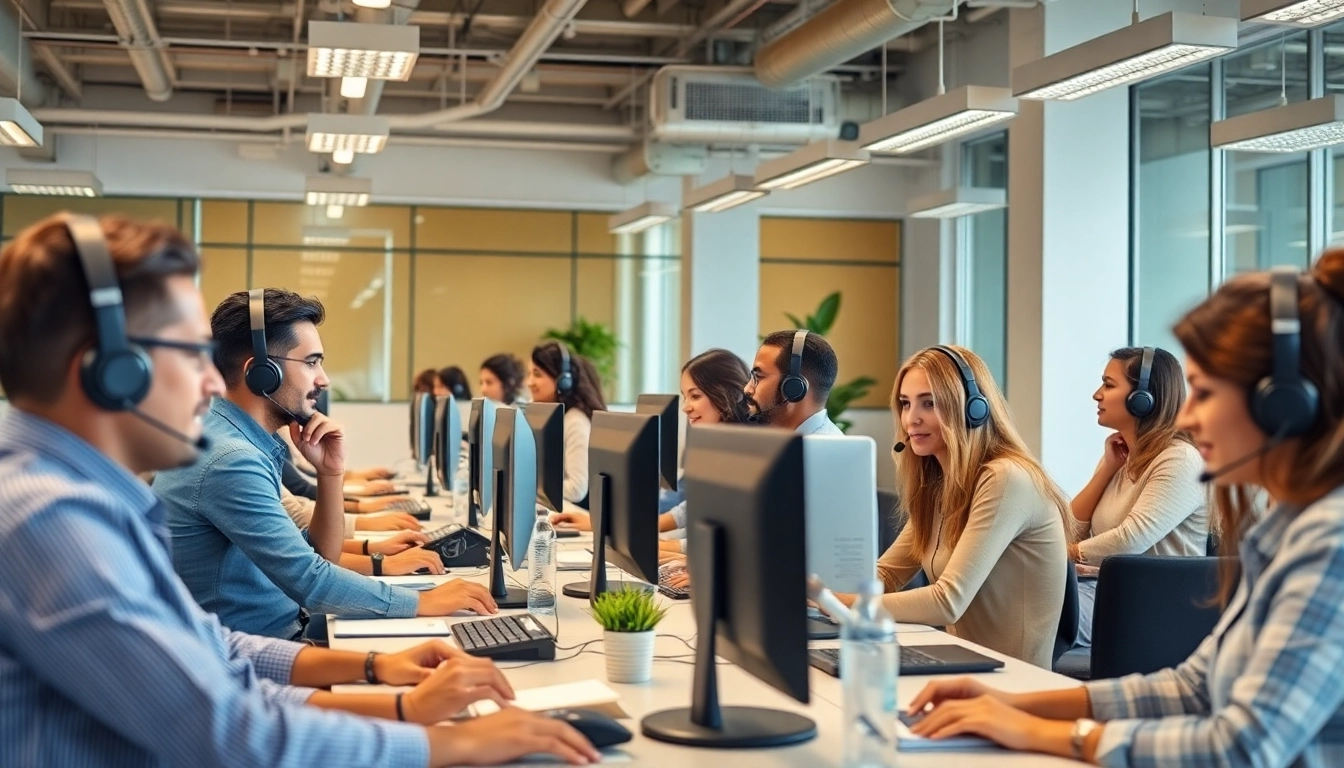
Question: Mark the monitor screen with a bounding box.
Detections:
[635,394,680,492]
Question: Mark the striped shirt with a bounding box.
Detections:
[1086,484,1344,768]
[154,398,418,638]
[0,408,427,767]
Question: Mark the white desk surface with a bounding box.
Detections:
[334,493,1082,766]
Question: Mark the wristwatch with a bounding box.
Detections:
[371,551,385,576]
[1072,718,1100,759]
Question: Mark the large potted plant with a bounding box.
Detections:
[784,291,877,433]
[543,317,620,397]
[590,586,667,684]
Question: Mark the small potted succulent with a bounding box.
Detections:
[590,586,667,684]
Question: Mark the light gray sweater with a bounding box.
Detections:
[1075,441,1208,564]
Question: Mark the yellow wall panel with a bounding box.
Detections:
[417,208,571,252]
[199,247,248,320]
[575,212,618,255]
[760,217,901,264]
[251,203,412,248]
[759,263,899,408]
[199,200,248,245]
[2,196,181,238]
[411,255,572,390]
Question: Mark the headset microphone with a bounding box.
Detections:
[264,391,311,427]
[893,442,906,453]
[1198,430,1288,484]
[124,401,210,450]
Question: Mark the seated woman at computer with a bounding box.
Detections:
[832,345,1068,669]
[433,365,472,400]
[527,341,607,511]
[902,256,1344,765]
[478,353,527,405]
[1068,346,1207,648]
[548,348,752,549]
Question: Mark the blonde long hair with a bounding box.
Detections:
[893,345,1071,555]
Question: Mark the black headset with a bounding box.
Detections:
[780,330,810,403]
[1125,346,1157,419]
[931,345,989,429]
[554,342,574,396]
[244,288,284,397]
[1252,267,1319,437]
[68,215,154,411]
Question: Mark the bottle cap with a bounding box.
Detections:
[857,579,882,598]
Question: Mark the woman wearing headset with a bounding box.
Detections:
[1069,346,1208,647]
[900,255,1344,765]
[527,342,606,511]
[478,353,526,406]
[833,345,1069,668]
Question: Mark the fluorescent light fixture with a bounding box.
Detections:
[1212,95,1344,152]
[340,76,368,99]
[326,205,346,219]
[305,175,371,207]
[906,187,1007,219]
[0,98,42,147]
[860,86,1017,154]
[754,139,869,191]
[353,0,392,8]
[6,169,102,196]
[1012,12,1238,102]
[306,113,390,156]
[303,226,352,245]
[307,21,419,80]
[1243,0,1344,26]
[332,148,355,164]
[608,201,677,234]
[684,175,767,213]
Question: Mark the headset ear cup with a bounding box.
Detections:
[1253,377,1319,437]
[780,374,808,404]
[965,394,990,429]
[1125,390,1155,419]
[246,358,283,397]
[556,371,573,395]
[81,344,153,411]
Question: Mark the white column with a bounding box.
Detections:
[679,190,761,365]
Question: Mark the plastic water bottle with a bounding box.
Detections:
[527,509,557,616]
[841,579,898,768]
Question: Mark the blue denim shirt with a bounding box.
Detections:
[154,398,419,638]
[0,408,427,767]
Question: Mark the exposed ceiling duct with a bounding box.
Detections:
[0,1,50,107]
[754,0,955,88]
[103,0,177,102]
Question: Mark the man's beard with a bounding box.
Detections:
[746,391,786,425]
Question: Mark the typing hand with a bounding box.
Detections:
[658,550,686,566]
[403,652,516,723]
[355,494,414,513]
[907,695,1045,751]
[383,546,445,576]
[427,708,599,767]
[906,677,1008,715]
[548,511,591,532]
[290,413,346,478]
[417,579,498,617]
[369,530,429,556]
[354,512,421,531]
[358,466,398,481]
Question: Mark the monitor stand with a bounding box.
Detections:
[488,469,528,609]
[642,522,816,749]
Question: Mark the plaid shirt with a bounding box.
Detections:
[1085,485,1344,768]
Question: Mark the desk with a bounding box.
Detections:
[335,494,1082,766]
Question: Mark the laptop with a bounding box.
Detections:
[809,644,1004,677]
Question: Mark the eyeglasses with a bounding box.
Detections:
[748,369,774,387]
[130,337,217,372]
[270,354,325,371]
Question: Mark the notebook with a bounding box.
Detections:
[896,710,998,752]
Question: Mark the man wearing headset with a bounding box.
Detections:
[0,214,597,767]
[153,287,498,640]
[744,330,844,436]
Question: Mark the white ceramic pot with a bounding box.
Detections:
[603,629,655,684]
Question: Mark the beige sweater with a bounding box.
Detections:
[877,460,1068,669]
[1075,441,1208,563]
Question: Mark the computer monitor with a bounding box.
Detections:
[635,394,679,492]
[315,389,330,417]
[642,425,815,749]
[561,411,661,604]
[523,402,565,513]
[803,435,877,640]
[466,398,498,528]
[434,395,462,496]
[488,407,536,609]
[413,392,438,496]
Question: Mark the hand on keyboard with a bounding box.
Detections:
[367,530,430,556]
[402,646,516,723]
[428,707,600,766]
[384,546,446,575]
[354,511,422,531]
[418,579,499,616]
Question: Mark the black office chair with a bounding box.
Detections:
[1052,559,1080,665]
[1206,531,1221,556]
[872,490,929,592]
[1088,555,1235,680]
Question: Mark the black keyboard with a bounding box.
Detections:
[422,524,490,568]
[382,498,432,520]
[809,645,1003,677]
[453,614,556,661]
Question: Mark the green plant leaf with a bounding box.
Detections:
[825,375,878,433]
[812,292,841,335]
[588,586,668,632]
[784,312,806,330]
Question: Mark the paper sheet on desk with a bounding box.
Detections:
[468,679,627,719]
[466,750,631,767]
[896,720,998,752]
[331,618,452,638]
[895,623,937,633]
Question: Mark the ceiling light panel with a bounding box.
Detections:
[754,140,870,191]
[1012,13,1238,102]
[608,201,678,234]
[860,86,1017,154]
[1211,95,1344,152]
[906,187,1007,219]
[6,169,102,196]
[0,98,43,147]
[1243,0,1344,26]
[684,175,768,213]
[307,21,419,80]
[305,175,372,207]
[306,113,390,154]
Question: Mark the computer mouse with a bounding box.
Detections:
[554,527,581,539]
[544,708,632,749]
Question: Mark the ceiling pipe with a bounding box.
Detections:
[0,0,51,107]
[102,0,176,101]
[49,126,630,153]
[754,0,955,88]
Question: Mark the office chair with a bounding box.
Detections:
[1087,555,1234,680]
[1053,559,1080,665]
[872,490,929,592]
